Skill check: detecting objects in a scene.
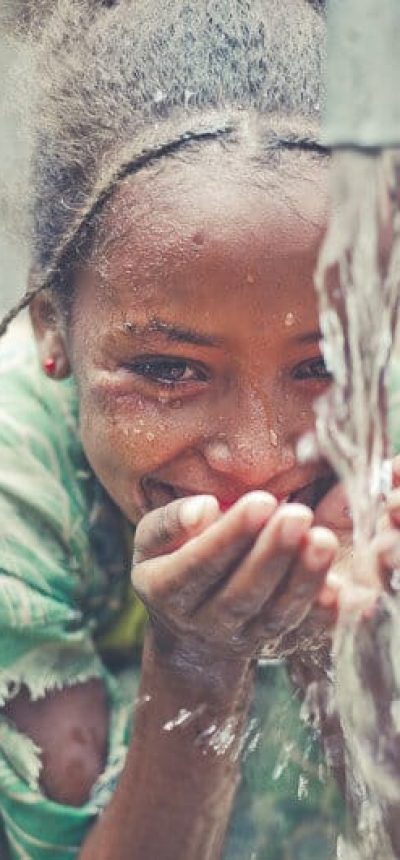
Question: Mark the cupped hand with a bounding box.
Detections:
[131,491,338,664]
[312,455,400,614]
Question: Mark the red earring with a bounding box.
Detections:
[43,357,56,376]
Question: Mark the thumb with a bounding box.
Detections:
[133,495,220,563]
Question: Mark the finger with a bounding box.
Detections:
[386,487,400,528]
[373,527,400,592]
[317,581,340,609]
[132,492,278,608]
[261,526,338,633]
[392,455,400,489]
[325,531,396,615]
[133,495,220,562]
[207,504,315,620]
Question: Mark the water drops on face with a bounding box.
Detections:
[284,311,296,327]
[269,428,278,448]
[296,431,319,464]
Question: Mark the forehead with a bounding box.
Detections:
[97,139,328,246]
[83,138,329,321]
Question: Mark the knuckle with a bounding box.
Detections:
[132,560,166,606]
[133,514,155,561]
[157,503,180,545]
[132,559,179,611]
[155,505,172,546]
[131,559,152,598]
[133,502,182,562]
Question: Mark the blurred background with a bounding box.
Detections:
[0,35,29,316]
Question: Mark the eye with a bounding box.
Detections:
[292,356,332,382]
[126,356,209,386]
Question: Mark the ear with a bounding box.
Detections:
[29,290,71,380]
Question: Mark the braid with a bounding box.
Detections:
[277,135,329,155]
[0,125,327,339]
[0,125,232,338]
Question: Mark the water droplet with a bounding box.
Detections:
[296,432,318,464]
[163,708,193,732]
[297,774,309,800]
[184,89,195,107]
[272,741,295,781]
[146,431,155,442]
[269,428,278,447]
[390,569,400,591]
[284,312,295,327]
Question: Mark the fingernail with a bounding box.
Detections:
[180,496,211,528]
[302,533,336,571]
[280,505,312,545]
[382,543,400,570]
[317,583,338,608]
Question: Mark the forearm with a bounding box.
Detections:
[80,629,256,860]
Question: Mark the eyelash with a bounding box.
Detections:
[292,356,331,381]
[124,354,331,390]
[126,356,209,386]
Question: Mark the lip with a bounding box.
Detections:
[143,474,336,513]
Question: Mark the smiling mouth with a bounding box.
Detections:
[289,475,336,510]
[142,474,336,513]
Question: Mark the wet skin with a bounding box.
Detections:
[32,139,353,662]
[68,143,333,525]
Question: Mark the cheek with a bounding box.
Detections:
[277,380,322,441]
[77,385,197,517]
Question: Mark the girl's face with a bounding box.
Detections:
[60,143,332,524]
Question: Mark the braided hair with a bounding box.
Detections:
[0,0,327,337]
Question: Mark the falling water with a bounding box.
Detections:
[314,149,400,858]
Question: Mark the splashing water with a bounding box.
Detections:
[314,150,400,858]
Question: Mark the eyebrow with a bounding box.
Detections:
[122,317,223,348]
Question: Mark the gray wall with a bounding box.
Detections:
[0,38,29,316]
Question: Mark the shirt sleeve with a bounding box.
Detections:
[0,325,133,859]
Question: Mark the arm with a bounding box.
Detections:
[3,679,108,808]
[4,648,255,860]
[81,492,337,860]
[4,492,338,860]
[80,632,255,860]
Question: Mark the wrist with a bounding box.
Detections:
[144,623,255,699]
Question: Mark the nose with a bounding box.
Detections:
[201,390,296,490]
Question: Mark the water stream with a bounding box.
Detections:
[313,149,400,858]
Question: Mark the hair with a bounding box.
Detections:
[0,0,327,336]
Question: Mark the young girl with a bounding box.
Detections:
[1,1,400,858]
